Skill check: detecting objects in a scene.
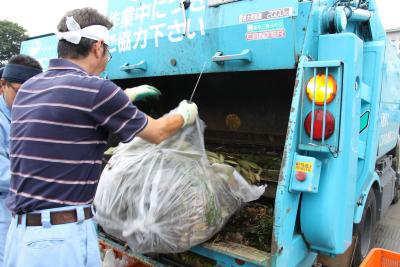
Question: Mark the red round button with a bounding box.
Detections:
[296,171,307,182]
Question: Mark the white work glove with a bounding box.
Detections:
[124,85,161,102]
[176,100,198,128]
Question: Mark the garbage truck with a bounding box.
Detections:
[20,0,400,266]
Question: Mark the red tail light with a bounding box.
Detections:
[304,110,335,141]
[235,259,246,265]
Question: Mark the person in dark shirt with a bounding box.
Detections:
[0,55,42,267]
[3,7,198,267]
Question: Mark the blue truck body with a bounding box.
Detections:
[21,0,400,266]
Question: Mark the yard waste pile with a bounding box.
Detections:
[94,116,265,253]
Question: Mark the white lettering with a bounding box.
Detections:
[135,3,151,25]
[133,27,148,49]
[186,19,196,39]
[108,34,117,51]
[111,1,206,52]
[198,17,206,36]
[118,31,132,52]
[379,130,397,148]
[167,20,184,43]
[120,7,136,30]
[190,0,205,12]
[381,113,390,128]
[109,11,121,31]
[150,23,167,47]
[152,0,168,20]
[169,0,181,15]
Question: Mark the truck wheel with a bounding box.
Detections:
[353,190,377,267]
[394,138,400,204]
[393,175,399,204]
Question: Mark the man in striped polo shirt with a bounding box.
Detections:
[0,56,42,267]
[4,8,198,267]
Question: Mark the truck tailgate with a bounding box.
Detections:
[106,0,300,79]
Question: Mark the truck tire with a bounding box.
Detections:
[393,175,399,204]
[393,139,400,204]
[353,190,377,267]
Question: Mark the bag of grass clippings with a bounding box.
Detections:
[94,116,265,253]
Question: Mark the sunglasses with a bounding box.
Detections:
[103,44,112,62]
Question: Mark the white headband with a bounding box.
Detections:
[56,16,110,46]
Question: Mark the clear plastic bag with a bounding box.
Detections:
[94,117,265,253]
[102,250,128,267]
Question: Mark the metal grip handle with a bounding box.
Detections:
[180,0,189,36]
[212,49,252,64]
[120,60,147,72]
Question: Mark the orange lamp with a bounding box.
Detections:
[306,74,337,105]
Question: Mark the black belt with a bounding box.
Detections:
[16,207,93,226]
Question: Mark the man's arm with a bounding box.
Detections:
[91,81,198,145]
[137,114,184,145]
[138,100,198,144]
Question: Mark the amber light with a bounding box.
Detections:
[306,74,337,106]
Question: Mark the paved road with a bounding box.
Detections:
[375,199,400,252]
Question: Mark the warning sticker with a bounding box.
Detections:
[295,161,313,173]
[247,20,284,32]
[246,29,286,41]
[239,7,293,23]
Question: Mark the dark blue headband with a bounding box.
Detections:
[2,64,42,84]
[0,67,4,79]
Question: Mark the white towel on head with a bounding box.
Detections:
[56,16,110,45]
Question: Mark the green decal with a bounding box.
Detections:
[360,111,370,133]
[247,20,284,32]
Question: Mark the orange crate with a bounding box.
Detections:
[360,248,400,267]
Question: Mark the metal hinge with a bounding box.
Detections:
[208,0,240,7]
[357,192,366,206]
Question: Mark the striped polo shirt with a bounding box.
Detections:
[6,59,148,214]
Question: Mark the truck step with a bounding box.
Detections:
[194,241,270,266]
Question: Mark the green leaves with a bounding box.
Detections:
[0,20,28,67]
[213,203,274,252]
[206,150,264,184]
